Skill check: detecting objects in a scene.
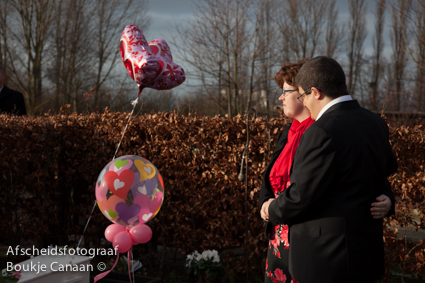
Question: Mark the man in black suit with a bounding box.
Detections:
[263,56,397,283]
[0,67,27,116]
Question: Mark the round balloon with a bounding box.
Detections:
[129,224,152,244]
[96,155,164,229]
[113,231,133,253]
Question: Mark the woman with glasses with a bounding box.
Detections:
[259,59,392,283]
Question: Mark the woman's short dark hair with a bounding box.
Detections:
[274,58,310,88]
[295,56,349,99]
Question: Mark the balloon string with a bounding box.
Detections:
[91,91,141,278]
[69,200,97,264]
[71,93,140,265]
[127,249,133,283]
[94,253,120,283]
[131,249,135,283]
[69,97,138,262]
[112,97,140,161]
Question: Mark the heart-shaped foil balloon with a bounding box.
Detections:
[144,38,186,90]
[120,25,160,87]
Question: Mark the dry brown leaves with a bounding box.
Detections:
[0,112,423,278]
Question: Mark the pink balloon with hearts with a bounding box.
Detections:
[95,181,108,203]
[96,155,164,256]
[98,195,124,222]
[120,25,161,88]
[144,38,186,91]
[120,25,185,95]
[96,155,164,230]
[109,159,133,173]
[133,193,163,224]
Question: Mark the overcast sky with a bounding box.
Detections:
[132,0,392,95]
[144,0,389,53]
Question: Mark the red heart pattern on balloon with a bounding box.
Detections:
[120,25,160,86]
[104,170,135,200]
[98,195,124,221]
[145,38,185,90]
[133,193,162,224]
[120,25,185,92]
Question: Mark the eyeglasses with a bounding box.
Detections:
[297,88,311,102]
[281,89,297,98]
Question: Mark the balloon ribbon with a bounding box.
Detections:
[112,89,141,160]
[94,253,119,283]
[94,249,133,283]
[128,249,133,283]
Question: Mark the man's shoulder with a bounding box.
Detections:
[302,121,332,143]
[4,85,23,94]
[308,105,389,144]
[319,103,386,125]
[354,105,389,130]
[2,85,24,98]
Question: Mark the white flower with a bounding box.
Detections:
[192,250,201,261]
[201,250,211,260]
[187,250,220,264]
[213,255,220,263]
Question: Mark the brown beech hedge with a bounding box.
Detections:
[0,110,424,279]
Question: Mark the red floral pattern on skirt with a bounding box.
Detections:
[265,220,298,283]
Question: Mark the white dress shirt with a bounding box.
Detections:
[316,95,353,121]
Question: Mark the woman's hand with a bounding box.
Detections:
[261,199,274,222]
[371,194,392,219]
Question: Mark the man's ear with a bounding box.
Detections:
[311,87,322,100]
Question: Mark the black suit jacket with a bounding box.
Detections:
[268,101,397,283]
[0,85,27,116]
[259,124,290,238]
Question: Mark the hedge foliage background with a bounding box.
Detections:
[0,110,424,280]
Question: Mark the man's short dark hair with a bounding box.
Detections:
[295,56,349,99]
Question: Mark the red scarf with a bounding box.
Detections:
[269,117,314,194]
